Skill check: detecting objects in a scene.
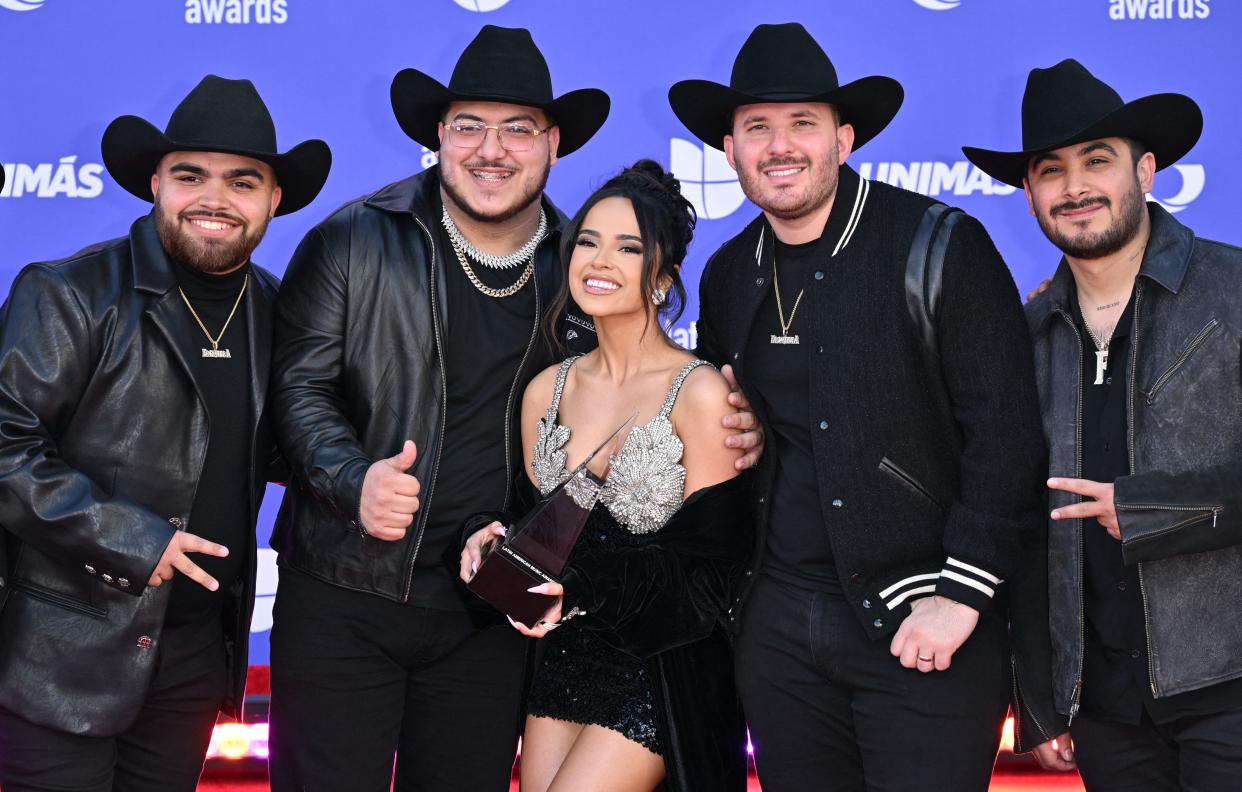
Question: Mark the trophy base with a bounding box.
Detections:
[467,543,559,627]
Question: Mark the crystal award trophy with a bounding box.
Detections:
[467,414,635,626]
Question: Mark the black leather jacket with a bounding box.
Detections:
[271,167,594,601]
[0,216,279,736]
[1026,204,1242,721]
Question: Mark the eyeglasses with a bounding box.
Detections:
[445,120,550,152]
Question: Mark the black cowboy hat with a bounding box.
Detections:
[962,59,1202,188]
[668,22,904,152]
[391,25,610,157]
[101,75,331,216]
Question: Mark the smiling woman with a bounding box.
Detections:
[465,160,752,792]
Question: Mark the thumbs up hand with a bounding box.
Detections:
[359,440,421,541]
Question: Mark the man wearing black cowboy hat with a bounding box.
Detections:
[965,59,1242,791]
[671,22,1048,790]
[0,75,329,791]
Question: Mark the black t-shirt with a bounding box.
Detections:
[411,200,539,610]
[746,237,840,594]
[1075,290,1242,723]
[743,167,861,596]
[165,260,251,627]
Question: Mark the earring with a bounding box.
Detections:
[651,288,667,305]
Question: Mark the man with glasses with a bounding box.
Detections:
[267,26,762,791]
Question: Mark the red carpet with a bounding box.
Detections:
[198,769,1086,791]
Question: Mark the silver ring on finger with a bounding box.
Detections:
[917,654,934,663]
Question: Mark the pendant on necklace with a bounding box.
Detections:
[770,334,800,345]
[1093,349,1108,385]
[202,347,232,359]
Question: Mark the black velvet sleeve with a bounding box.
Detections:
[558,475,753,660]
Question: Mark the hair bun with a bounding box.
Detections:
[627,158,682,202]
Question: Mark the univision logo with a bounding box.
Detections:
[0,0,46,10]
[453,0,511,10]
[1148,164,1204,214]
[0,157,105,199]
[669,138,747,221]
[912,0,961,9]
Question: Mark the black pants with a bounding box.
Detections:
[0,618,227,792]
[734,574,1009,792]
[1073,707,1242,792]
[268,568,529,792]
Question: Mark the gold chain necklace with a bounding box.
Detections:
[448,233,534,299]
[178,274,248,359]
[770,259,805,345]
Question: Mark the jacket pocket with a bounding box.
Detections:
[879,457,944,510]
[13,580,107,619]
[1142,319,1220,404]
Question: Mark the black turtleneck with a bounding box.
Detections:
[165,258,252,627]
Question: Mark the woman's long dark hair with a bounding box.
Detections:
[543,159,697,354]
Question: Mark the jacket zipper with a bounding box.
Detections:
[501,235,546,511]
[1114,504,1221,542]
[1009,652,1051,751]
[400,215,449,603]
[14,580,107,618]
[1058,310,1087,724]
[1126,281,1161,697]
[1054,308,1087,724]
[1144,319,1220,404]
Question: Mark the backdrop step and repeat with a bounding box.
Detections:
[1,0,1234,663]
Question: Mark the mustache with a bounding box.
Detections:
[758,156,811,171]
[180,210,247,226]
[462,160,518,172]
[1051,196,1110,217]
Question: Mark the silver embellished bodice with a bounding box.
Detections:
[531,356,712,535]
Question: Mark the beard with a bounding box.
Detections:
[154,203,270,274]
[736,148,839,222]
[440,156,551,225]
[1037,180,1146,260]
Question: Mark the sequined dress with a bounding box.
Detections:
[526,356,711,754]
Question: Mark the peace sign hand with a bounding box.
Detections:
[1048,477,1119,540]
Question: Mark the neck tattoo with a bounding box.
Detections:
[1095,300,1121,311]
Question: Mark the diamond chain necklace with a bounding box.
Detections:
[441,204,547,270]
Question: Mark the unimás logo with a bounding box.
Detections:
[913,0,961,9]
[0,0,46,10]
[1148,163,1204,213]
[1110,0,1209,19]
[855,160,1017,197]
[0,156,105,199]
[669,138,746,221]
[452,0,511,11]
[185,0,288,24]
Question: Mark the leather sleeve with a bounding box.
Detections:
[271,224,372,526]
[559,476,752,660]
[1006,511,1069,752]
[0,265,173,594]
[932,216,1047,612]
[1115,463,1242,565]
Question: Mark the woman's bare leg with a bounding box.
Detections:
[546,724,665,792]
[520,715,586,792]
